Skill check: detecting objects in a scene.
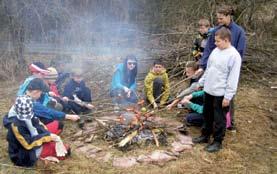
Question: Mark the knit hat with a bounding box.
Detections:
[44,67,58,80]
[15,95,34,121]
[28,62,50,75]
[27,78,50,93]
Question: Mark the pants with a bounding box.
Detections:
[186,112,203,126]
[201,92,229,143]
[229,97,235,128]
[110,88,138,104]
[40,120,70,160]
[152,77,164,103]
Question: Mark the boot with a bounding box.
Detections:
[205,141,222,153]
[192,135,209,144]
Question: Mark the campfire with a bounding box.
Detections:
[104,106,168,150]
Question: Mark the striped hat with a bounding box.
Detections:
[28,62,50,75]
[15,95,34,121]
[44,67,58,80]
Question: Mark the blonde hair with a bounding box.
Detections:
[215,27,232,41]
[198,19,210,28]
[186,61,199,71]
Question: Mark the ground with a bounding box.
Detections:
[0,72,276,174]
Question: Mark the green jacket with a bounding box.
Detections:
[187,90,204,114]
[144,69,170,105]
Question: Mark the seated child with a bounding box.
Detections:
[4,78,80,135]
[181,90,204,127]
[167,61,200,110]
[62,70,94,114]
[144,60,170,108]
[110,55,138,104]
[192,19,213,62]
[44,67,64,111]
[5,95,70,167]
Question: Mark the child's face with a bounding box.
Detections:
[217,13,231,26]
[126,59,137,71]
[73,75,83,83]
[199,25,209,35]
[153,64,164,74]
[29,90,42,100]
[185,67,195,77]
[215,36,229,50]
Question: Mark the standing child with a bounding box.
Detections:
[144,60,170,109]
[193,27,241,152]
[192,19,213,62]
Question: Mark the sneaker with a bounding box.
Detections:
[192,135,209,144]
[205,141,222,153]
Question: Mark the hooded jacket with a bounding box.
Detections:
[144,69,170,105]
[6,116,52,167]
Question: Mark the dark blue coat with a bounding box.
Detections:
[200,21,246,69]
[6,117,51,167]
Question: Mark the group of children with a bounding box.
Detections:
[3,62,96,166]
[110,5,246,153]
[3,4,246,167]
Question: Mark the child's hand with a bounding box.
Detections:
[166,104,173,110]
[62,96,69,102]
[222,98,230,107]
[49,91,57,97]
[86,104,95,109]
[194,68,204,77]
[65,114,80,121]
[153,102,158,109]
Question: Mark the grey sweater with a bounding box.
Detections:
[199,46,241,100]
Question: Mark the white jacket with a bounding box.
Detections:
[199,46,241,100]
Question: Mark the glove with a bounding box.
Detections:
[55,138,68,157]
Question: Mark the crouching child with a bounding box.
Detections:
[5,95,70,167]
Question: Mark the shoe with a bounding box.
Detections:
[205,141,222,153]
[192,135,209,144]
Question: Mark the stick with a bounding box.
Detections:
[151,129,160,147]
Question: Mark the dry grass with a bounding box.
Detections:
[0,73,276,174]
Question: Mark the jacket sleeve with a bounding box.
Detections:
[224,54,242,100]
[111,68,126,90]
[33,102,65,120]
[191,90,204,98]
[188,102,203,114]
[199,31,216,70]
[11,123,52,150]
[160,73,170,105]
[237,29,246,59]
[144,73,155,104]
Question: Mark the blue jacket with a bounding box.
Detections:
[200,22,246,69]
[111,64,137,91]
[6,102,65,124]
[6,116,51,167]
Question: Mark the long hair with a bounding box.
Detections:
[122,54,137,87]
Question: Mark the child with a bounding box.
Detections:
[110,55,138,104]
[181,90,204,127]
[4,78,80,135]
[193,27,241,153]
[167,61,200,110]
[5,95,69,167]
[62,70,94,114]
[192,19,213,61]
[44,67,64,111]
[144,60,170,108]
